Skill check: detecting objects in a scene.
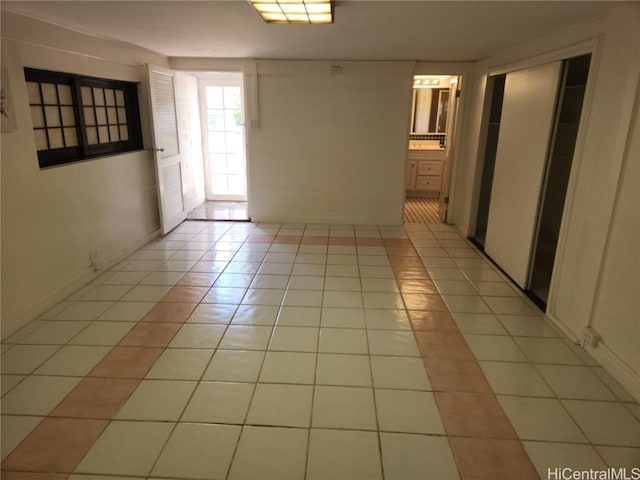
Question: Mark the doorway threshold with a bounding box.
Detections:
[187,201,250,222]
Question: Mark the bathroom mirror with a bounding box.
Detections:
[411,88,449,134]
[410,75,456,134]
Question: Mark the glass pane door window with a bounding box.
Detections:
[205,85,247,200]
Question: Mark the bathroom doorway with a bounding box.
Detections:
[404,74,462,224]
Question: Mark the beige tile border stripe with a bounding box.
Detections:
[2,223,541,479]
[384,235,540,480]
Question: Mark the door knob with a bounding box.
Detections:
[147,147,165,153]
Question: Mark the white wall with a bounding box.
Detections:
[169,59,476,226]
[247,61,415,224]
[451,5,640,399]
[1,12,167,337]
[589,82,639,381]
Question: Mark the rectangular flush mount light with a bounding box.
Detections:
[249,0,333,24]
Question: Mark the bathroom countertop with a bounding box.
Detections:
[408,140,444,150]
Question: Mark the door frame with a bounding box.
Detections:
[403,72,467,224]
[467,39,602,339]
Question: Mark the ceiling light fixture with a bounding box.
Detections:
[249,0,333,24]
[413,75,447,89]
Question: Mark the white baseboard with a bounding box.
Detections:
[1,228,161,340]
[585,340,640,403]
[546,312,639,403]
[545,311,582,343]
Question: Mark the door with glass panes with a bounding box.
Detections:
[200,73,247,201]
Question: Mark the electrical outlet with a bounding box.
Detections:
[583,326,601,348]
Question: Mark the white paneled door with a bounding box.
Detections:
[147,65,187,234]
[484,61,562,288]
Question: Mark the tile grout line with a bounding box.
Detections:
[60,295,196,476]
[0,222,237,477]
[383,232,465,480]
[147,230,253,480]
[222,226,308,480]
[402,228,481,480]
[301,229,325,480]
[397,226,539,480]
[423,226,636,462]
[525,361,617,467]
[3,221,638,478]
[360,227,387,480]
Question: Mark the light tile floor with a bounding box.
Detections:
[1,221,639,480]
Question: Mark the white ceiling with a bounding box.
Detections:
[2,1,628,61]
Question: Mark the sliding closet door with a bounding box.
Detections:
[484,61,562,288]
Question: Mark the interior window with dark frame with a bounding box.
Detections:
[24,68,143,168]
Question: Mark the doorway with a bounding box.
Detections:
[404,75,461,224]
[194,72,249,221]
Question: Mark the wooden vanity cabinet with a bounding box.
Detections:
[406,149,444,197]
